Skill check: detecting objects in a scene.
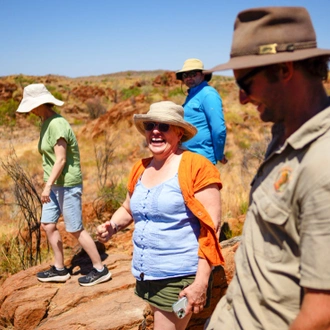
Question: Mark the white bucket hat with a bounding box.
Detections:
[133,101,197,142]
[16,83,64,113]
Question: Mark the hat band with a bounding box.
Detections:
[231,40,317,57]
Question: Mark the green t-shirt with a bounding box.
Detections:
[38,114,82,186]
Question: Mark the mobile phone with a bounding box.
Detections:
[172,296,188,319]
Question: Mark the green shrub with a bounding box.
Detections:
[230,221,244,238]
[168,87,184,97]
[45,85,56,93]
[239,200,249,215]
[100,182,127,210]
[27,113,41,126]
[121,87,141,100]
[52,91,63,101]
[93,182,127,221]
[238,140,250,150]
[0,232,50,283]
[225,112,244,125]
[0,234,23,277]
[224,150,233,160]
[0,99,18,126]
[73,118,84,125]
[46,86,63,101]
[13,75,35,86]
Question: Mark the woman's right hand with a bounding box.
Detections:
[96,221,112,243]
[41,185,51,204]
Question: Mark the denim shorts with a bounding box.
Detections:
[41,185,83,233]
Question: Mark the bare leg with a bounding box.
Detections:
[41,223,65,269]
[150,305,192,330]
[71,229,103,269]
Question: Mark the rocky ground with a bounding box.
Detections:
[0,218,240,330]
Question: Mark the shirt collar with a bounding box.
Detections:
[188,80,208,94]
[286,102,330,150]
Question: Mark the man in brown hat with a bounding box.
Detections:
[176,58,227,165]
[206,7,330,330]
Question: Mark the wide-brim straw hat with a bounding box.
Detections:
[16,83,64,113]
[133,101,197,142]
[210,7,330,71]
[176,58,212,82]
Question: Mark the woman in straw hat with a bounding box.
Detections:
[97,101,224,329]
[16,83,111,287]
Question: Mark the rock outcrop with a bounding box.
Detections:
[0,236,240,330]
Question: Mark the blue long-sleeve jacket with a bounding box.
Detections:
[182,81,226,164]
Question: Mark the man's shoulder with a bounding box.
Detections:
[288,106,330,150]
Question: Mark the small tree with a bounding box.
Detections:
[86,96,107,119]
[1,149,43,269]
[92,133,125,221]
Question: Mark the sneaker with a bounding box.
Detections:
[78,265,111,287]
[37,266,71,283]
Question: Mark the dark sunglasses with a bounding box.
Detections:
[143,122,170,132]
[182,71,201,79]
[236,66,267,95]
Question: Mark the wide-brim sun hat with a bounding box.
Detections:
[210,7,330,72]
[176,58,212,82]
[16,83,64,113]
[133,101,197,142]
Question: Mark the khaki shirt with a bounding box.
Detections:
[207,105,330,329]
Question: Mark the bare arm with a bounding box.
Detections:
[179,183,221,314]
[96,192,133,242]
[289,288,330,330]
[195,183,221,234]
[41,138,67,203]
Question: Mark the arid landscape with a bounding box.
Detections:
[0,70,270,247]
[1,70,322,329]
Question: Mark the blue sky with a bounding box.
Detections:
[1,0,329,78]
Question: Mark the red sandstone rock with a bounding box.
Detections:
[0,237,239,330]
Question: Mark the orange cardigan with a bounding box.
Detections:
[127,151,225,266]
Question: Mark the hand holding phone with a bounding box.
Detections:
[172,297,188,319]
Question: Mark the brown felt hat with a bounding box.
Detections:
[210,7,330,71]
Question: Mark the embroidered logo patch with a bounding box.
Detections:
[274,167,292,192]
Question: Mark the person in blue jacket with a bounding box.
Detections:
[176,58,227,164]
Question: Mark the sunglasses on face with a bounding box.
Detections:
[182,71,201,79]
[143,122,170,132]
[236,66,267,95]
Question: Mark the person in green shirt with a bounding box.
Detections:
[16,83,111,286]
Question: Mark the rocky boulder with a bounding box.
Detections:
[0,236,240,330]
